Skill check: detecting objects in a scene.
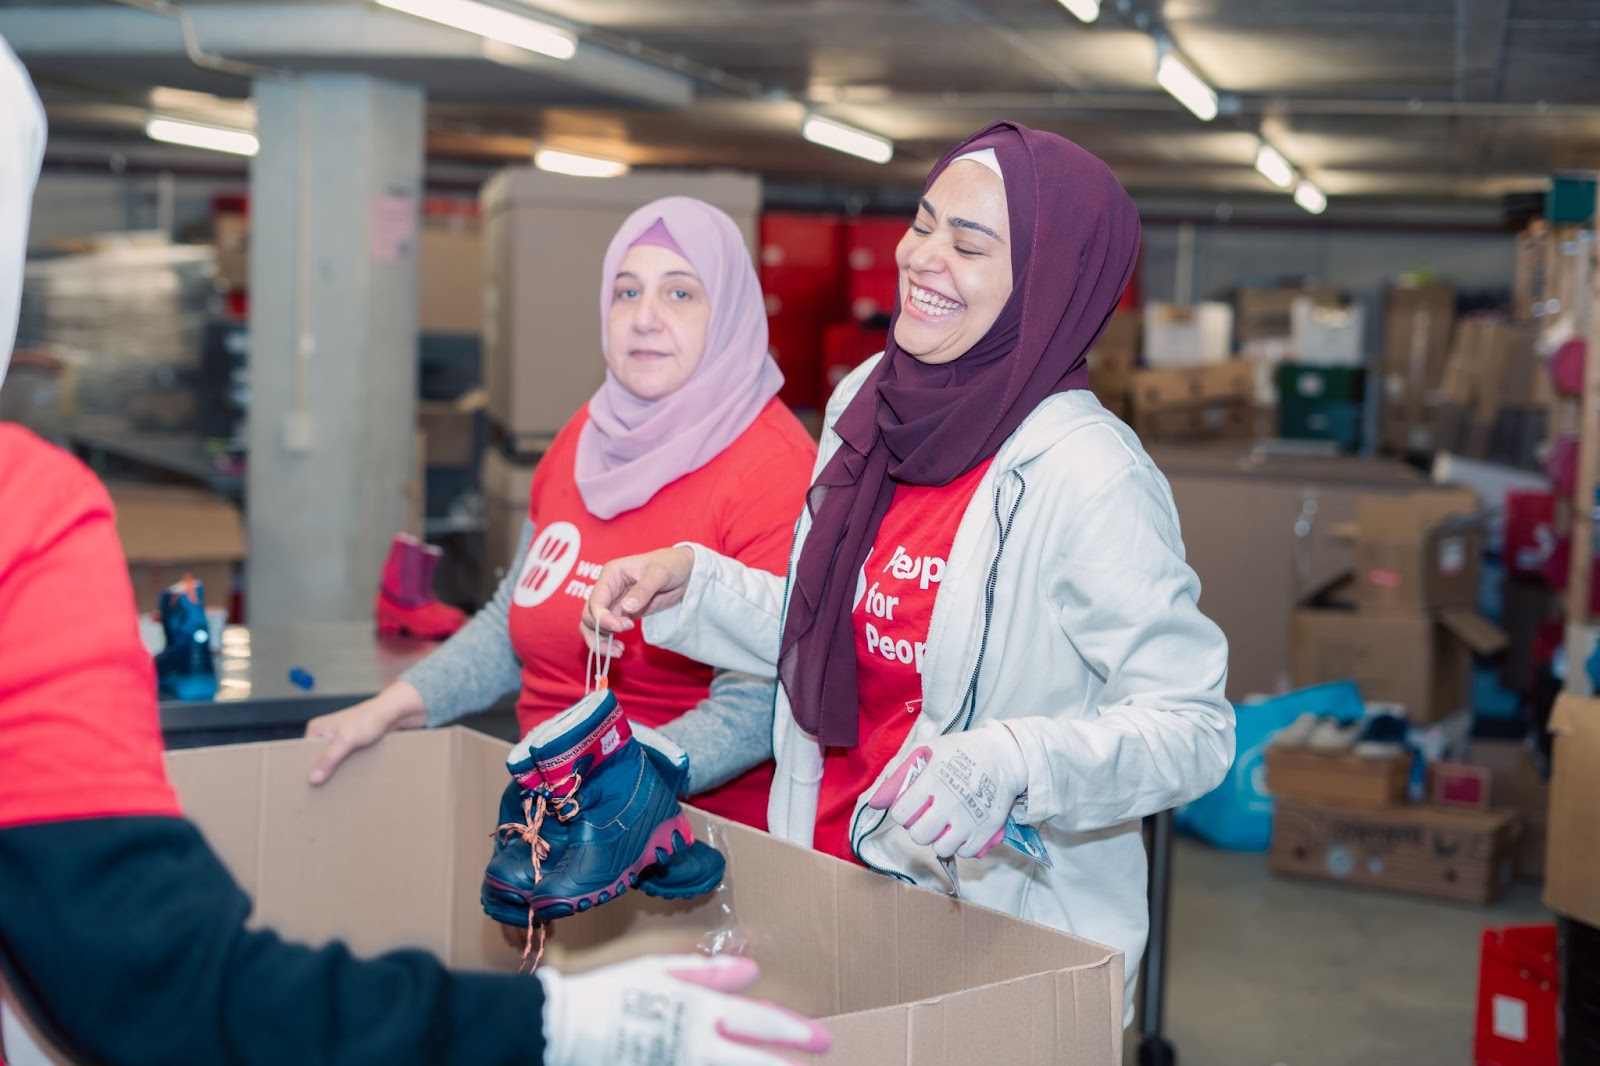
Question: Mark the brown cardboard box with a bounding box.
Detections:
[1270,800,1521,903]
[481,169,760,446]
[1291,585,1506,723]
[419,217,484,335]
[4,728,1132,1066]
[1129,360,1254,443]
[1087,336,1136,420]
[1150,449,1425,699]
[1381,284,1456,454]
[1235,286,1342,343]
[1351,489,1485,613]
[1265,747,1409,809]
[213,211,248,291]
[1468,739,1549,880]
[478,447,540,599]
[106,483,247,613]
[417,389,485,468]
[1546,695,1600,927]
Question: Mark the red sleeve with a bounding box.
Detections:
[0,426,180,828]
[713,400,818,577]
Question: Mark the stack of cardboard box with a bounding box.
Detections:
[1128,359,1256,444]
[1086,312,1139,421]
[1292,488,1507,723]
[1380,283,1457,455]
[1432,319,1545,468]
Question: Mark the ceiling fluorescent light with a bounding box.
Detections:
[1155,52,1218,122]
[1056,0,1100,22]
[801,115,893,164]
[1254,144,1295,189]
[145,117,258,156]
[376,0,576,61]
[533,148,629,178]
[1294,180,1328,215]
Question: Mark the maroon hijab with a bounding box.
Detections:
[777,121,1141,747]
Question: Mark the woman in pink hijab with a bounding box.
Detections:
[307,197,818,831]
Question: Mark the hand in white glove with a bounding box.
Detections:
[537,954,831,1066]
[865,723,1029,860]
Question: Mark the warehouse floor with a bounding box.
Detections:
[1137,838,1550,1066]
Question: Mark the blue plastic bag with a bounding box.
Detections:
[1177,681,1365,851]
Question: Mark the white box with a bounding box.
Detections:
[1143,301,1233,368]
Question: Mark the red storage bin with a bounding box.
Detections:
[1505,491,1557,578]
[844,217,907,322]
[1474,925,1559,1066]
[760,212,846,411]
[822,321,888,396]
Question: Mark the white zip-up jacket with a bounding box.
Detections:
[644,355,1234,1020]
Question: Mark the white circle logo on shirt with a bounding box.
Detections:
[513,522,581,608]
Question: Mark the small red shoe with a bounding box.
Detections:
[375,533,467,640]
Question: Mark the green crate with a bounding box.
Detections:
[1275,363,1366,404]
[1547,172,1598,226]
[1279,400,1364,452]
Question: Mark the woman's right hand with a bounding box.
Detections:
[303,681,428,785]
[581,546,696,653]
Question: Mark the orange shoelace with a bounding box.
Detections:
[494,774,583,972]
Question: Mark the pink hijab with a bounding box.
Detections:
[574,197,784,519]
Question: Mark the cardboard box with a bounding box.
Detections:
[1291,585,1506,723]
[1151,449,1425,699]
[8,728,1131,1066]
[1142,301,1233,368]
[213,212,249,291]
[418,390,485,468]
[1290,297,1364,367]
[419,216,484,335]
[1351,489,1485,613]
[481,169,760,445]
[479,446,539,599]
[106,483,247,613]
[1270,800,1521,903]
[1381,284,1457,454]
[1265,747,1409,809]
[1469,739,1550,880]
[1235,286,1342,344]
[1546,695,1600,927]
[1129,359,1254,442]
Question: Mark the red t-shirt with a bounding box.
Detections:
[813,459,993,863]
[0,426,180,829]
[507,398,817,829]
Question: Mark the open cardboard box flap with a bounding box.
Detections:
[1546,694,1600,928]
[8,728,1123,1066]
[1437,608,1509,655]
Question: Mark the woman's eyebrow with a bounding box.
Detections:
[921,197,1002,241]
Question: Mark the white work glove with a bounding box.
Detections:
[537,954,830,1066]
[865,723,1029,860]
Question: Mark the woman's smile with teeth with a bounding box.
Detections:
[909,284,962,316]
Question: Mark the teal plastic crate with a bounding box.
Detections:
[1547,172,1598,226]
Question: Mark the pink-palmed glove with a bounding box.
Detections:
[537,954,830,1066]
[865,723,1029,860]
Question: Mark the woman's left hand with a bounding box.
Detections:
[865,723,1029,860]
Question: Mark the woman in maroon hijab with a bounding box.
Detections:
[583,122,1234,1022]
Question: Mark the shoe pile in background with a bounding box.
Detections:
[479,690,726,968]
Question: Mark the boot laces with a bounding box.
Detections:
[493,772,583,972]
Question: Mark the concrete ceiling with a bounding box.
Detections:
[4,0,1597,215]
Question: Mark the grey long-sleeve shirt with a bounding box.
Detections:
[400,519,772,793]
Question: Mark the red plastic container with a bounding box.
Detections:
[1504,491,1557,578]
[1474,925,1559,1066]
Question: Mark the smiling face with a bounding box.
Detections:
[603,243,712,401]
[890,159,1015,366]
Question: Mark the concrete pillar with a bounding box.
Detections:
[246,74,423,625]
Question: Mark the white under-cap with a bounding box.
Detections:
[954,147,1002,180]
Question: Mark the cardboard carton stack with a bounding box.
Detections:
[1432,319,1545,468]
[1292,489,1507,723]
[1380,283,1457,455]
[1128,359,1256,444]
[1086,312,1138,420]
[106,482,247,615]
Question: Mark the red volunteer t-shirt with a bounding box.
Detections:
[813,458,994,863]
[507,398,816,830]
[0,426,181,830]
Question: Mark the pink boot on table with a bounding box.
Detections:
[375,533,466,640]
